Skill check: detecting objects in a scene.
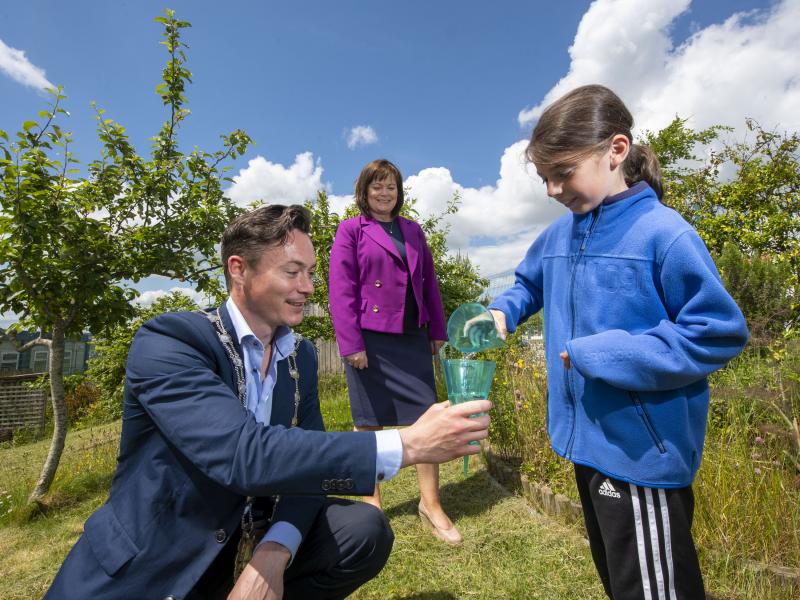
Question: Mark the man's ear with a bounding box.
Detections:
[227,255,246,288]
[609,133,630,169]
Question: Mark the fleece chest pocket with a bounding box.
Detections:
[628,392,666,454]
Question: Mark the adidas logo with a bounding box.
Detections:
[598,479,621,499]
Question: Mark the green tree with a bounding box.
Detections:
[295,191,338,341]
[716,243,795,344]
[641,116,729,226]
[409,192,488,317]
[698,120,800,265]
[644,117,800,336]
[0,11,251,502]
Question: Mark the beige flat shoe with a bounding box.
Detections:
[418,502,463,545]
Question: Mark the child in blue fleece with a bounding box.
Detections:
[488,85,748,600]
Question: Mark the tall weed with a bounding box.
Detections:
[487,335,799,593]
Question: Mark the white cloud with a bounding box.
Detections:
[346,125,378,149]
[518,0,800,135]
[405,141,566,272]
[635,0,800,134]
[466,228,550,277]
[223,0,800,280]
[328,193,354,216]
[462,0,800,277]
[134,287,209,308]
[0,38,54,90]
[226,152,325,207]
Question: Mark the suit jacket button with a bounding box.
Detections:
[372,305,379,313]
[374,279,382,287]
[165,596,176,600]
[214,529,227,543]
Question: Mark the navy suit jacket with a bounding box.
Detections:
[46,305,377,599]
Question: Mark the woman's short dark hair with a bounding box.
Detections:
[221,204,311,290]
[354,159,404,217]
[527,84,663,199]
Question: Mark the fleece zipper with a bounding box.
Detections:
[629,392,667,453]
[565,206,602,458]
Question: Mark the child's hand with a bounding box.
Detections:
[488,310,507,340]
[560,351,571,369]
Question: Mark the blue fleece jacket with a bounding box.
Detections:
[490,183,748,488]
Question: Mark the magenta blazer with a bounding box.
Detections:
[329,215,447,357]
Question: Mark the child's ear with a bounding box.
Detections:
[609,134,630,168]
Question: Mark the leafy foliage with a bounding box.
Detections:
[295,191,337,341]
[409,192,489,317]
[644,117,800,338]
[716,243,795,344]
[0,10,251,500]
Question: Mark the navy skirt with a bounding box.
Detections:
[344,326,437,427]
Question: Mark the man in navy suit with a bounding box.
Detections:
[45,204,490,600]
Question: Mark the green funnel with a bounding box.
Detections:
[441,359,496,403]
[446,302,504,354]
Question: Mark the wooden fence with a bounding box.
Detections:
[314,339,344,374]
[0,373,47,441]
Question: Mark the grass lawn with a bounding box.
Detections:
[0,422,120,599]
[4,374,795,599]
[0,418,606,599]
[350,456,605,599]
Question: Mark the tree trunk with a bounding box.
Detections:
[28,321,68,503]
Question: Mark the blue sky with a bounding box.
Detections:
[2,0,798,319]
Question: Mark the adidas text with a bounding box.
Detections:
[599,480,621,499]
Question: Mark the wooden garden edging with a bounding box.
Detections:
[481,443,583,530]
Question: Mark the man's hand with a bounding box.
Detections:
[399,400,491,467]
[227,542,290,600]
[345,351,368,369]
[560,351,571,370]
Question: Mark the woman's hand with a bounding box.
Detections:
[430,340,445,355]
[560,351,571,370]
[345,351,368,369]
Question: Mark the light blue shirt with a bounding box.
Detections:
[226,298,296,425]
[225,298,403,561]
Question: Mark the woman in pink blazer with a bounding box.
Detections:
[329,159,461,544]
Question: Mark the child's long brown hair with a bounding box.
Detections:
[526,84,663,199]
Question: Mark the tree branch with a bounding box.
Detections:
[11,335,51,353]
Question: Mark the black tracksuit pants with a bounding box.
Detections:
[574,464,705,600]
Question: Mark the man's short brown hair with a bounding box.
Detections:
[221,204,311,290]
